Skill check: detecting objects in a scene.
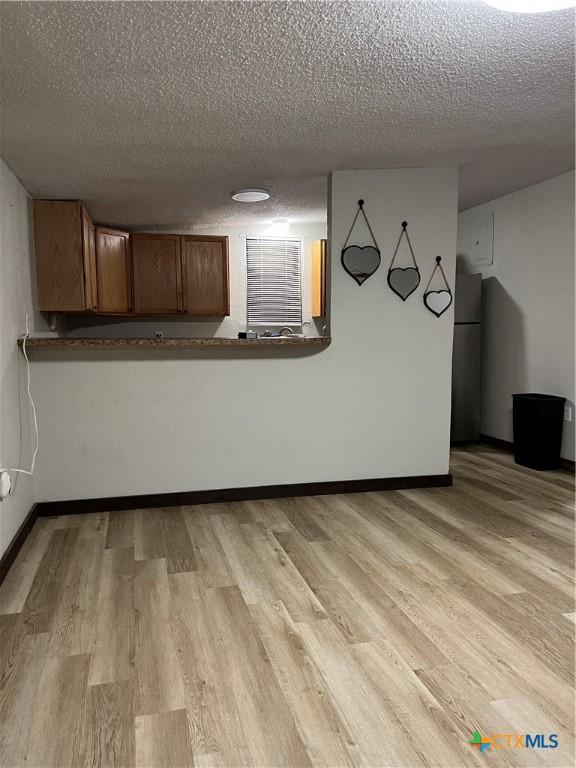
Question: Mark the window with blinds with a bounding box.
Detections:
[246,237,302,325]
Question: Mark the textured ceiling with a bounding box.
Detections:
[0,1,574,228]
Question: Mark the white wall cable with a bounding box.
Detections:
[0,333,39,481]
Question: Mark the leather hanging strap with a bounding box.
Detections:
[424,255,450,292]
[342,200,379,250]
[389,221,418,270]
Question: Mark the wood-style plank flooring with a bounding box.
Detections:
[0,446,574,767]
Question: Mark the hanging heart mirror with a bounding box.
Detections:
[341,200,381,285]
[423,256,453,317]
[387,221,420,301]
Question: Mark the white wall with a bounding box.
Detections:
[0,159,49,556]
[458,171,575,461]
[65,222,327,339]
[28,167,457,502]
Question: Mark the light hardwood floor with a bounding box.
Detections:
[0,446,574,767]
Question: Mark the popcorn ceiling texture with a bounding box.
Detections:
[0,0,573,228]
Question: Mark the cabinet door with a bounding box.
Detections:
[131,234,182,314]
[95,227,131,313]
[181,236,229,315]
[34,200,87,311]
[311,239,327,318]
[82,207,98,311]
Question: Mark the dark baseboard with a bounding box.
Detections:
[36,473,453,517]
[0,503,39,586]
[480,434,514,452]
[480,434,575,473]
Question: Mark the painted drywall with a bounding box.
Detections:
[457,171,575,461]
[65,223,326,339]
[0,159,50,556]
[30,167,457,502]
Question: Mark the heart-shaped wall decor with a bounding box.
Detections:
[387,267,420,301]
[387,221,420,300]
[341,245,381,286]
[423,290,452,317]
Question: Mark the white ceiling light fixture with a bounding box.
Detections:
[485,0,575,12]
[231,188,270,202]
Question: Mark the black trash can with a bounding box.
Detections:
[512,393,566,470]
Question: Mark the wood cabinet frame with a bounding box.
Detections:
[181,235,230,316]
[34,201,230,317]
[130,233,183,315]
[311,239,327,318]
[35,200,95,313]
[94,227,132,314]
[82,206,98,311]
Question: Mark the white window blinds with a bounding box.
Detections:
[246,237,302,325]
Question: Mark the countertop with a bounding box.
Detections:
[18,336,331,350]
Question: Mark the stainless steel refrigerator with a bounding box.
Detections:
[451,273,482,443]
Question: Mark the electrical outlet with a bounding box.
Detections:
[0,471,11,499]
[564,405,572,423]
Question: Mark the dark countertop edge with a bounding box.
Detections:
[17,336,331,350]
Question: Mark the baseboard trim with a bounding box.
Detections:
[480,434,514,452]
[480,434,575,473]
[36,473,453,517]
[0,503,39,586]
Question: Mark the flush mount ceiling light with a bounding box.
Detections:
[231,188,270,202]
[485,0,575,11]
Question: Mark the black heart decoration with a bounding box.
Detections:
[423,256,453,318]
[387,221,420,301]
[387,267,420,301]
[423,289,452,317]
[341,200,381,285]
[341,245,381,286]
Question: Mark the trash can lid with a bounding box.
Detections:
[512,393,566,401]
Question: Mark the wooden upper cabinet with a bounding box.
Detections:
[82,207,98,311]
[311,239,327,318]
[181,236,229,316]
[95,227,131,313]
[131,234,182,314]
[34,200,94,312]
[34,205,230,316]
